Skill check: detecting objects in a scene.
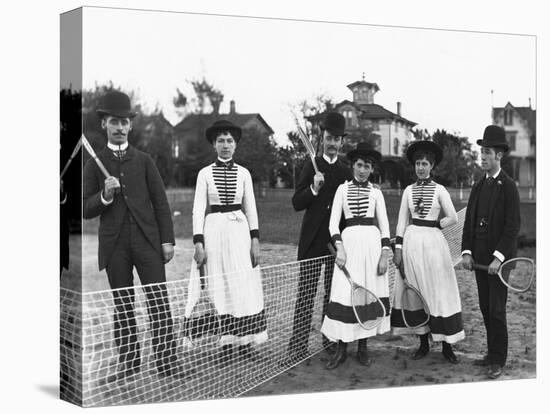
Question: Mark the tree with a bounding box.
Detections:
[81,83,174,185]
[275,131,309,189]
[235,126,278,185]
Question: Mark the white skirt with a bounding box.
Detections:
[321,225,390,343]
[185,210,268,346]
[391,225,465,343]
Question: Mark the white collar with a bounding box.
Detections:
[323,153,338,165]
[486,168,501,179]
[217,157,233,163]
[107,142,129,151]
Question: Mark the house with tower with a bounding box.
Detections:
[306,76,417,158]
[492,101,536,186]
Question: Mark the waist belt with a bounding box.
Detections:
[412,219,439,228]
[210,204,242,213]
[345,217,375,227]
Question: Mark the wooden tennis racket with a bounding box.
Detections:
[474,257,535,293]
[327,243,387,330]
[398,266,431,329]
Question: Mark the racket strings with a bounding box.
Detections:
[500,259,535,291]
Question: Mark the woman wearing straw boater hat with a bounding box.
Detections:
[460,125,520,379]
[185,120,267,363]
[83,91,182,381]
[392,140,465,363]
[321,142,391,369]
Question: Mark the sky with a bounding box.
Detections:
[72,7,536,148]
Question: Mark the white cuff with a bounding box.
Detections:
[462,250,472,256]
[310,185,318,196]
[101,191,113,205]
[334,240,343,245]
[382,246,390,250]
[395,244,402,249]
[493,250,505,263]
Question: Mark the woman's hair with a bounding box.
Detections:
[351,155,376,168]
[412,150,435,166]
[213,130,236,142]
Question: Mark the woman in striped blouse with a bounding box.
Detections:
[185,120,267,363]
[392,140,464,364]
[321,142,391,369]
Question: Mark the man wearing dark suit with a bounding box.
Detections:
[83,91,182,381]
[460,125,520,379]
[287,112,352,359]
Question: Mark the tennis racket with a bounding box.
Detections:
[398,266,431,329]
[81,134,111,179]
[60,137,82,179]
[292,111,322,177]
[474,257,535,293]
[327,243,387,330]
[184,265,222,348]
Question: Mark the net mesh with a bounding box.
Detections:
[60,207,475,406]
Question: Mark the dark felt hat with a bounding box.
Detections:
[347,142,382,164]
[477,125,509,152]
[406,140,443,167]
[96,91,137,118]
[205,120,242,143]
[320,111,347,137]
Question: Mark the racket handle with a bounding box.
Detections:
[327,243,337,257]
[199,265,206,290]
[473,264,489,271]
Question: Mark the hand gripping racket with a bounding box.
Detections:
[398,265,431,329]
[184,265,222,348]
[327,243,387,330]
[474,257,535,293]
[292,111,324,184]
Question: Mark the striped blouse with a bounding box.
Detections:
[192,159,259,244]
[329,180,391,248]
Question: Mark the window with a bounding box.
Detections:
[372,120,379,131]
[504,109,513,125]
[393,138,399,155]
[343,109,353,127]
[505,131,517,151]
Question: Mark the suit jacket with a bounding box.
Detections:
[461,170,520,262]
[83,145,175,270]
[292,156,351,260]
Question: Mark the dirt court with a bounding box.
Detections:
[61,235,536,401]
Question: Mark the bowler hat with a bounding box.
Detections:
[406,140,443,167]
[205,120,242,143]
[347,142,382,164]
[96,91,137,119]
[477,125,509,152]
[320,112,347,137]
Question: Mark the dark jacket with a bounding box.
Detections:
[461,169,520,261]
[292,156,351,260]
[83,145,175,270]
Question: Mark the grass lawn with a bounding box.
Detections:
[168,188,533,246]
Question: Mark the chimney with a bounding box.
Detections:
[397,101,402,116]
[230,100,236,114]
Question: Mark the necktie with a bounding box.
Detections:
[216,159,234,169]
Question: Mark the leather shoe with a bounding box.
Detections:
[357,339,372,366]
[487,364,503,379]
[412,346,429,360]
[473,355,490,366]
[326,341,347,370]
[442,343,459,364]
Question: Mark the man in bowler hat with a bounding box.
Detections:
[287,112,352,359]
[460,125,520,379]
[83,91,182,381]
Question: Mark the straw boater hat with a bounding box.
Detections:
[347,142,382,164]
[477,125,510,152]
[406,140,443,167]
[320,112,348,137]
[205,120,242,144]
[96,91,137,118]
